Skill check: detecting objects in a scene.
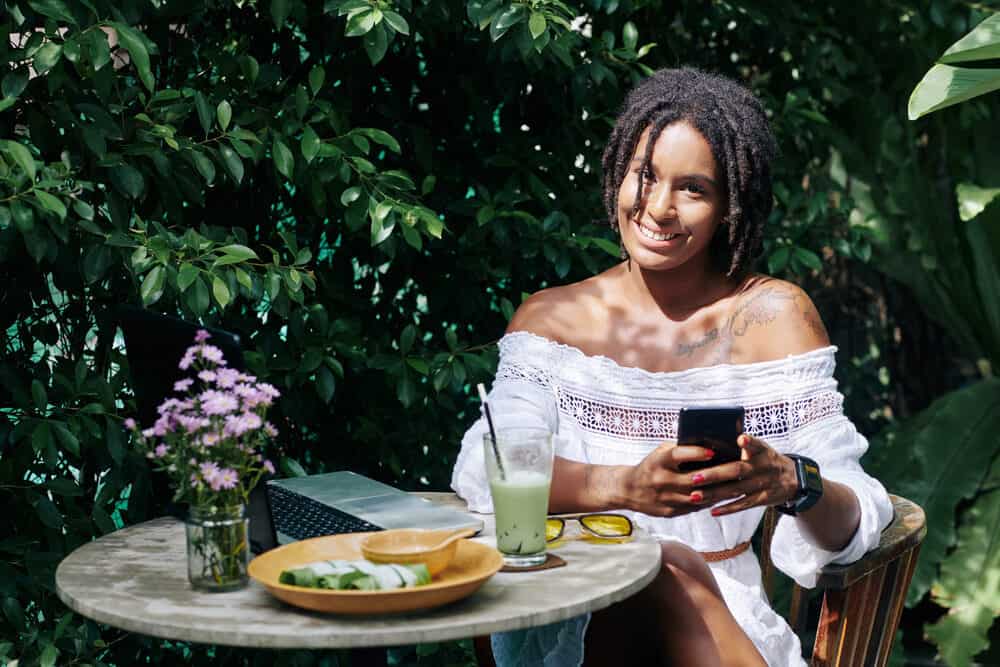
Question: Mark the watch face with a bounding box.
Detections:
[802,461,823,494]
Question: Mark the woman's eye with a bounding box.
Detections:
[683,183,705,195]
[640,167,654,182]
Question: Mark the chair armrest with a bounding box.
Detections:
[814,494,927,590]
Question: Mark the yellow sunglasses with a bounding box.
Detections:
[545,513,634,543]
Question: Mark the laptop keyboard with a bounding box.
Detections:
[267,485,383,540]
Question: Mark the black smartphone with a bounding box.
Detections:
[677,406,745,472]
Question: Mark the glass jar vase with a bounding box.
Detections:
[185,504,249,592]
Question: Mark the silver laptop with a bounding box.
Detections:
[266,471,483,545]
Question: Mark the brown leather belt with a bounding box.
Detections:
[699,540,752,563]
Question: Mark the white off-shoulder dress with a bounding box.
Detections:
[451,332,894,666]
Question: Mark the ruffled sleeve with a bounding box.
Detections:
[450,334,561,512]
[770,385,894,589]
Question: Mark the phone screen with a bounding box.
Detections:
[677,407,745,472]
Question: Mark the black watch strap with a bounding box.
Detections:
[777,454,823,516]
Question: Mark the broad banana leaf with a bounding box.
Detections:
[924,452,1000,666]
[865,378,1000,605]
[909,13,1000,119]
[956,183,1000,223]
[965,198,1000,365]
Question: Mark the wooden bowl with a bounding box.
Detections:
[360,528,473,576]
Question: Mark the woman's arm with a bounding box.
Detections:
[549,457,631,513]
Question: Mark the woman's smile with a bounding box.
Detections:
[633,218,689,247]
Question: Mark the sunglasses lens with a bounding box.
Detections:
[580,514,632,537]
[545,519,565,542]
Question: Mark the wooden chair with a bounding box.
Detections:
[475,494,926,667]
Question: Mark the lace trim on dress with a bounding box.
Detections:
[556,387,843,442]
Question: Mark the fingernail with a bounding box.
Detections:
[711,509,721,516]
[704,450,715,459]
[738,435,748,446]
[690,491,703,502]
[691,473,705,484]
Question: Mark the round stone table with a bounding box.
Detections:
[55,493,662,649]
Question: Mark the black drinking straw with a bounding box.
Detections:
[477,383,506,481]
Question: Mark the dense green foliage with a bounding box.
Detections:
[2,0,999,665]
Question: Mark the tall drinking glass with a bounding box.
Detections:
[483,428,554,568]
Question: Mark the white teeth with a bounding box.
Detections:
[637,224,681,242]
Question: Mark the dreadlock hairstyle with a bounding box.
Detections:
[601,67,777,277]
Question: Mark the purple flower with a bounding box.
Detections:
[199,389,239,415]
[200,461,220,483]
[176,415,210,434]
[224,411,262,437]
[202,431,221,447]
[174,378,194,392]
[179,351,195,370]
[190,473,202,488]
[200,345,225,365]
[154,443,170,458]
[197,370,217,383]
[215,368,241,388]
[211,467,238,491]
[194,329,211,343]
[264,422,279,438]
[124,418,136,430]
[263,459,275,474]
[142,427,155,438]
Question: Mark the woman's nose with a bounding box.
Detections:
[644,183,677,223]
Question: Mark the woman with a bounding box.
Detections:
[451,67,893,666]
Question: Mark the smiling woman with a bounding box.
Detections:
[451,67,893,667]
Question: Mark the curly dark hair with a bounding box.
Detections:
[600,67,777,277]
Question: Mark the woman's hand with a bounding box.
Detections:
[621,443,720,517]
[690,434,799,517]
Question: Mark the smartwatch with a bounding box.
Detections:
[777,454,823,516]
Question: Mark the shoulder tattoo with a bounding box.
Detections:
[726,287,795,337]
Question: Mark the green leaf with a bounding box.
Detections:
[308,64,325,94]
[217,243,259,261]
[39,642,59,667]
[589,237,620,258]
[219,145,244,184]
[189,276,210,315]
[31,379,47,410]
[34,190,66,220]
[86,28,111,70]
[140,265,166,305]
[491,6,523,41]
[866,379,1000,605]
[363,24,389,65]
[33,42,62,74]
[400,221,422,250]
[191,150,216,184]
[35,497,64,529]
[45,477,83,496]
[622,21,638,51]
[908,63,1000,120]
[939,14,1000,64]
[400,324,417,354]
[1,140,36,181]
[212,275,231,308]
[280,457,308,477]
[792,246,822,272]
[113,23,154,92]
[767,246,791,274]
[270,0,291,28]
[346,9,377,36]
[194,92,213,135]
[301,125,320,163]
[217,100,232,132]
[358,128,401,153]
[406,357,429,375]
[383,10,409,35]
[110,163,145,199]
[27,0,77,23]
[956,182,1000,222]
[2,71,28,99]
[177,263,198,291]
[529,12,546,40]
[273,137,294,179]
[396,370,416,407]
[53,424,79,457]
[316,365,336,403]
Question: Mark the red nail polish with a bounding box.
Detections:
[690,491,703,502]
[691,473,705,484]
[711,509,721,516]
[704,450,715,459]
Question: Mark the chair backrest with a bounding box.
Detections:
[758,495,927,667]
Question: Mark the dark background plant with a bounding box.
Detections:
[2,0,998,665]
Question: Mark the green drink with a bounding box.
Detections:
[490,471,551,559]
[483,429,554,567]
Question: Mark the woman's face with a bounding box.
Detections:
[616,121,726,273]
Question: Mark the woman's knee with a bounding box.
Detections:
[658,541,724,599]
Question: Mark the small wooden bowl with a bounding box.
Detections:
[361,528,475,577]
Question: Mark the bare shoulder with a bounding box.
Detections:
[506,276,605,344]
[727,276,830,363]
